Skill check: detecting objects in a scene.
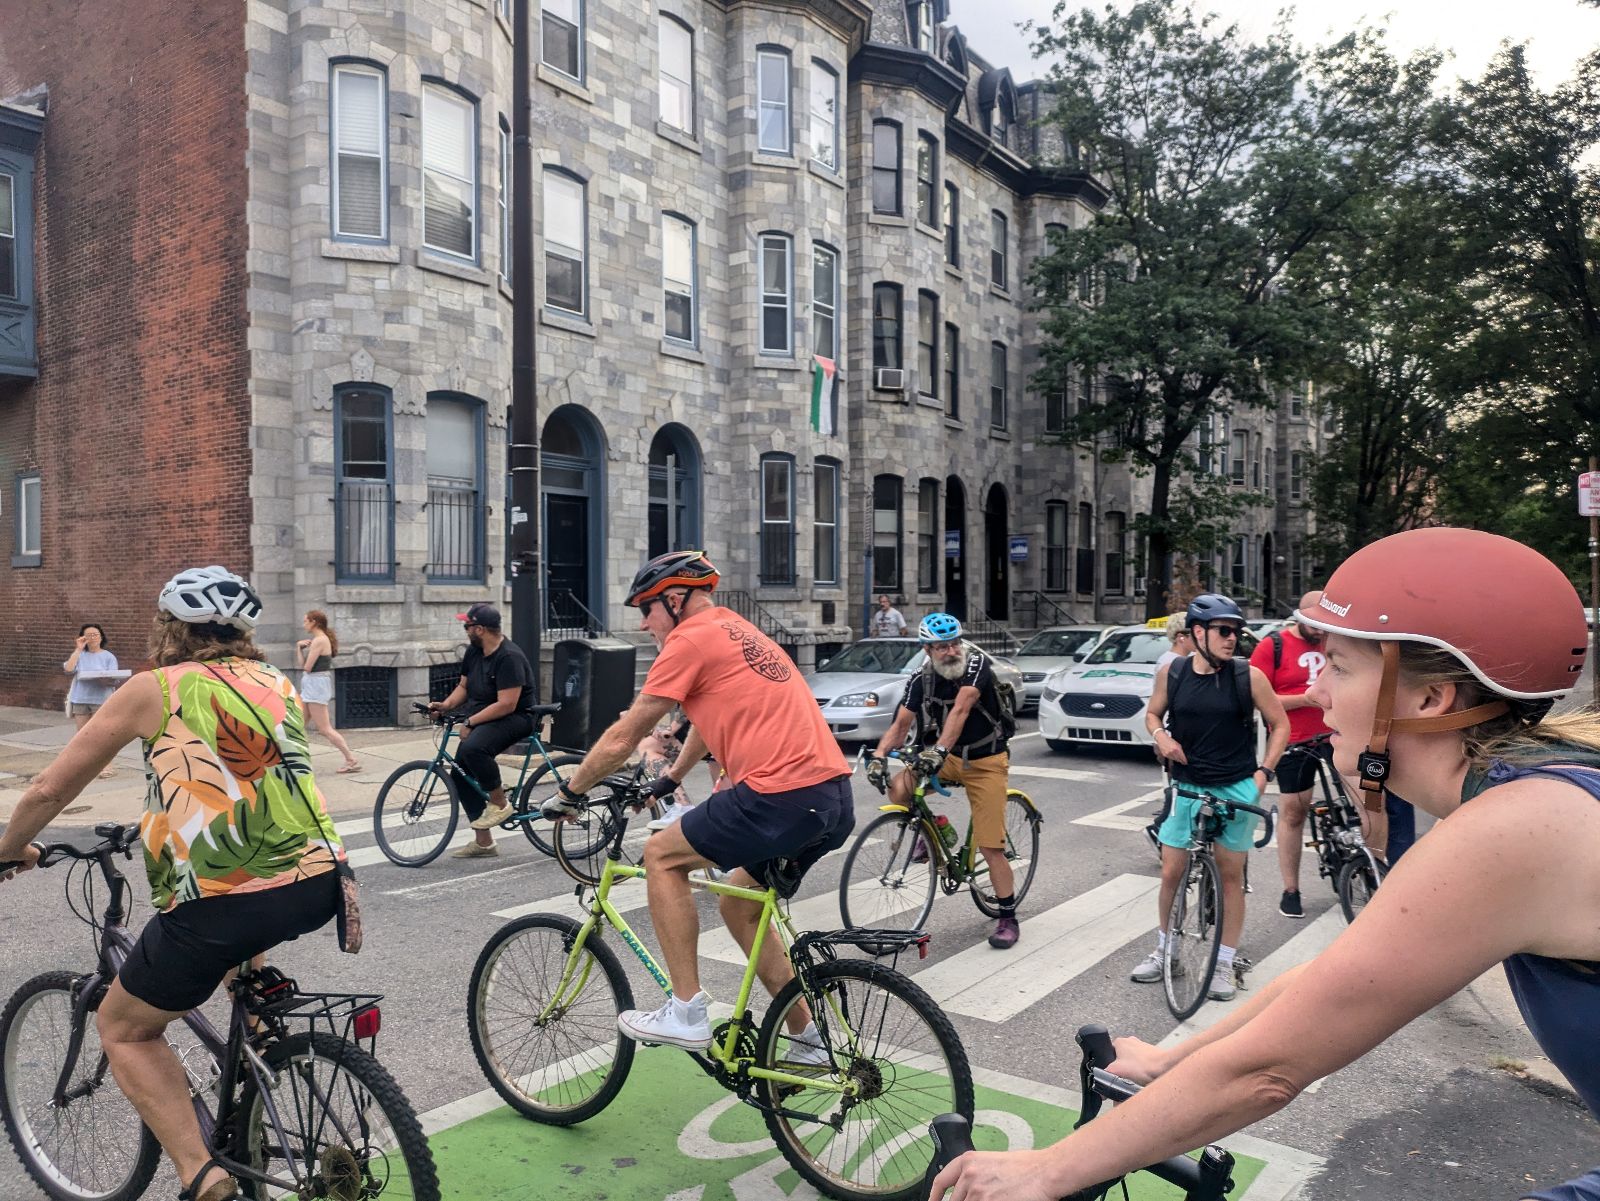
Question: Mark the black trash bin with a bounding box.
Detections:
[550,638,638,751]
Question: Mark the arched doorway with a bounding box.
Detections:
[648,424,701,557]
[985,482,1009,621]
[542,405,606,630]
[944,476,967,620]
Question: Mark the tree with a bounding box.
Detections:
[1027,1,1438,616]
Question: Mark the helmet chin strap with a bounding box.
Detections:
[1356,641,1509,807]
[1194,625,1227,672]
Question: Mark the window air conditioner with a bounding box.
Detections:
[874,368,906,391]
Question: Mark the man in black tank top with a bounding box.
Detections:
[1130,594,1290,1001]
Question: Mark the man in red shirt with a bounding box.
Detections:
[544,551,853,1054]
[1249,591,1333,919]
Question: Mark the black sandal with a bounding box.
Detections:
[178,1157,240,1201]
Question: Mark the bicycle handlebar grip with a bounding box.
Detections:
[1075,1024,1116,1070]
[1254,805,1277,850]
[922,1113,975,1195]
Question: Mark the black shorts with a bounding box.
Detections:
[1277,737,1333,794]
[118,872,339,1013]
[679,775,855,892]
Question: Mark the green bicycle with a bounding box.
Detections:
[838,750,1041,941]
[466,783,975,1201]
[371,702,583,866]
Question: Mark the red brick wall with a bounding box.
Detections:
[0,1,250,708]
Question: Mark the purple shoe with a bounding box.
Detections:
[909,836,929,865]
[988,915,1020,949]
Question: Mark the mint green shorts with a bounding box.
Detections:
[1157,776,1260,853]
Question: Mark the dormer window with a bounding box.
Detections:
[909,1,934,51]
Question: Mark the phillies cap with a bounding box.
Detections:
[455,602,502,630]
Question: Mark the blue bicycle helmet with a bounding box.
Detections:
[1185,593,1244,628]
[917,613,963,643]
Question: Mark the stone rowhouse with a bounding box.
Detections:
[0,0,1316,717]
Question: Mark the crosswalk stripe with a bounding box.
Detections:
[1072,788,1167,831]
[911,874,1161,1021]
[1007,764,1108,782]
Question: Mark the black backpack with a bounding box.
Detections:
[917,649,1016,754]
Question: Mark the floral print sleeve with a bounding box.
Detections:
[140,658,344,911]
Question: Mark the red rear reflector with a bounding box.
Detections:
[353,1006,382,1040]
[916,936,930,960]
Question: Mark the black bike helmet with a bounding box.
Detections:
[626,550,720,607]
[1185,593,1244,628]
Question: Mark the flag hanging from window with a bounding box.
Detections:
[810,356,838,437]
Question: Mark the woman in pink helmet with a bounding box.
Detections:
[930,528,1600,1201]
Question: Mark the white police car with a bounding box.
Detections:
[1036,625,1171,752]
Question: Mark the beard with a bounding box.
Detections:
[930,644,970,681]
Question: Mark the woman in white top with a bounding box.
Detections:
[63,623,120,777]
[295,610,360,773]
[1154,612,1191,674]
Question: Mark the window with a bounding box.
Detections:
[659,16,694,132]
[426,395,484,581]
[12,473,40,565]
[1044,501,1068,591]
[909,0,934,50]
[498,120,511,280]
[916,133,939,227]
[1290,452,1304,500]
[1291,541,1304,597]
[760,454,795,585]
[759,233,792,355]
[663,214,697,344]
[331,64,386,240]
[1105,512,1127,594]
[990,210,1007,288]
[335,386,394,581]
[1293,381,1311,418]
[649,426,701,557]
[757,49,791,154]
[1076,503,1094,595]
[872,121,901,215]
[917,291,939,399]
[1231,429,1247,485]
[873,474,902,590]
[872,283,902,370]
[943,181,959,266]
[811,243,838,360]
[989,341,1008,430]
[542,0,584,80]
[814,458,840,584]
[943,323,959,418]
[1231,535,1247,589]
[917,479,939,592]
[810,62,839,170]
[1078,268,1095,304]
[422,83,477,259]
[1045,386,1068,434]
[1252,439,1262,488]
[543,170,586,315]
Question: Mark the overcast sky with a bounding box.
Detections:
[968,0,1600,90]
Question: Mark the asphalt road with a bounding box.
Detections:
[0,716,1594,1200]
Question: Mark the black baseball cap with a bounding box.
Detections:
[456,603,502,630]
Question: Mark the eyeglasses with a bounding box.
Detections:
[1205,625,1242,639]
[638,599,660,619]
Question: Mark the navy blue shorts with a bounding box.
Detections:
[679,775,855,892]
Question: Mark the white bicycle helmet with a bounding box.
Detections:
[157,566,263,631]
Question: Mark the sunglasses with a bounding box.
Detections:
[1204,624,1243,639]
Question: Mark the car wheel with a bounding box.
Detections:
[1045,737,1074,754]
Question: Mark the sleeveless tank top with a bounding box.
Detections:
[309,653,334,673]
[1164,657,1256,786]
[140,658,344,912]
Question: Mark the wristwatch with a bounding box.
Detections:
[1257,766,1276,783]
[935,745,949,757]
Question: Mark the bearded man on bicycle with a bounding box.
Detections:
[866,613,1022,950]
[542,550,854,1052]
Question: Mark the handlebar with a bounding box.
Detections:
[1176,789,1277,850]
[884,748,952,796]
[411,702,462,726]
[1,822,141,874]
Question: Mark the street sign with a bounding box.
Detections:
[1009,535,1029,562]
[1581,471,1600,516]
[944,529,961,559]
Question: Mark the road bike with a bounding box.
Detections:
[465,786,975,1201]
[1163,791,1276,1020]
[837,750,1041,947]
[923,1024,1240,1200]
[371,701,577,866]
[1282,734,1388,922]
[0,823,437,1201]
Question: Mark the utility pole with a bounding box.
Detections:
[509,0,542,695]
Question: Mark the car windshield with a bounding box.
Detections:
[1084,631,1170,665]
[817,641,923,674]
[1019,629,1098,657]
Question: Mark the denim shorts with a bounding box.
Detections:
[679,775,855,889]
[1157,777,1261,854]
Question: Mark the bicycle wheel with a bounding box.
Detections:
[467,913,636,1125]
[552,787,657,888]
[514,753,585,856]
[756,958,974,1201]
[838,812,937,940]
[0,971,161,1201]
[969,790,1042,917]
[1336,854,1388,923]
[372,760,459,867]
[1164,852,1222,1021]
[234,1030,439,1201]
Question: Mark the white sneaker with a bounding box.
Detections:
[618,991,712,1049]
[1209,972,1238,1002]
[781,1022,831,1067]
[647,800,694,832]
[1129,951,1164,983]
[470,801,514,830]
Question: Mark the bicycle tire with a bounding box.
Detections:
[514,753,585,856]
[1336,854,1388,924]
[552,786,659,888]
[0,971,161,1201]
[968,790,1042,918]
[233,1030,439,1201]
[837,812,938,944]
[756,958,975,1201]
[372,760,460,867]
[466,913,636,1125]
[1163,853,1222,1021]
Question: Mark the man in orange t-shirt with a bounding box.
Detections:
[544,551,853,1054]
